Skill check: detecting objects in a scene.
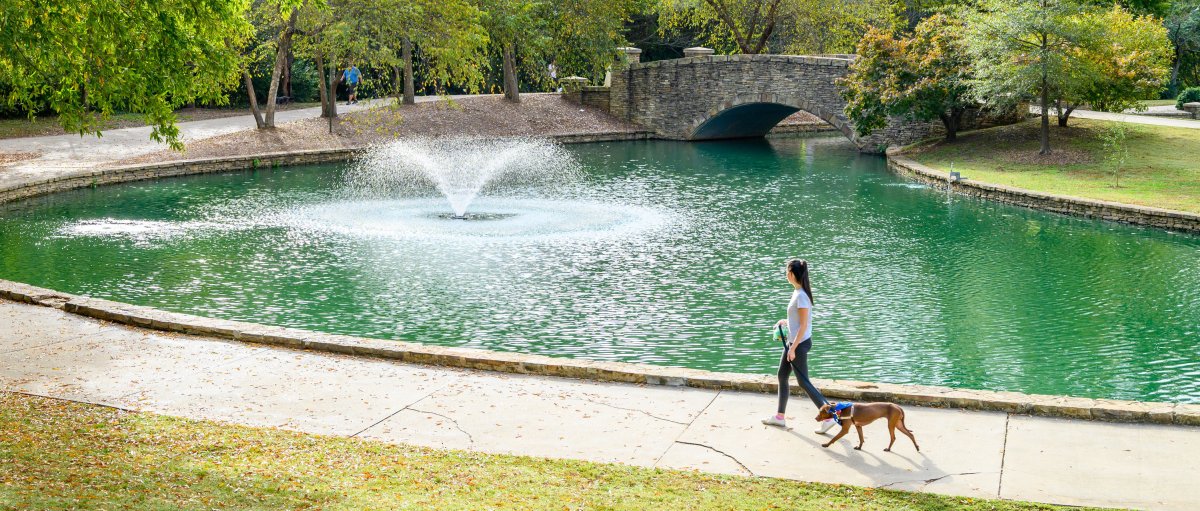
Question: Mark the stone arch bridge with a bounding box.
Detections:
[564,50,938,152]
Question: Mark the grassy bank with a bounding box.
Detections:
[0,392,1102,511]
[904,118,1200,214]
[1137,99,1178,108]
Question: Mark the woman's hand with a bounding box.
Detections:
[787,348,797,362]
[776,319,787,328]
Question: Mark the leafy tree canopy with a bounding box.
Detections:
[841,14,973,140]
[0,0,253,149]
[779,0,901,55]
[654,0,899,55]
[1165,0,1200,92]
[961,0,1099,153]
[1068,5,1172,113]
[476,0,643,101]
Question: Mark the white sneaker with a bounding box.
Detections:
[815,418,837,435]
[761,415,787,428]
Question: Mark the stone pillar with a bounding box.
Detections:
[683,47,715,58]
[616,46,642,64]
[560,76,589,94]
[606,48,641,87]
[1184,102,1200,120]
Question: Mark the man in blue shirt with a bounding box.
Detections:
[342,63,361,105]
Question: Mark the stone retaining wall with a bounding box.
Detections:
[888,151,1200,234]
[0,132,653,205]
[2,279,1195,426]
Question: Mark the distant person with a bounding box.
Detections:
[762,259,836,434]
[342,63,361,105]
[549,62,560,92]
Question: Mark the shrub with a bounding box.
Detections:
[1177,87,1200,110]
[289,60,321,103]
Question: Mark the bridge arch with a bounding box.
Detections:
[686,92,856,141]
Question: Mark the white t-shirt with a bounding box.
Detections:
[787,289,813,345]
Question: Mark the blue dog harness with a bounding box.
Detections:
[827,401,853,425]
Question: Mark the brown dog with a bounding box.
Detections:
[815,402,919,452]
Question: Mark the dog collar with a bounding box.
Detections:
[828,402,853,425]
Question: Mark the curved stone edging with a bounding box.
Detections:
[0,131,654,205]
[2,279,1195,427]
[887,149,1200,234]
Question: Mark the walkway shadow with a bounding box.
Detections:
[785,427,942,488]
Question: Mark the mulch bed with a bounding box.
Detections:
[111,94,641,167]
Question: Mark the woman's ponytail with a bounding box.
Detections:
[788,258,813,304]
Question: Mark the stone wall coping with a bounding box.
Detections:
[888,149,1200,232]
[629,54,852,72]
[1,278,1194,426]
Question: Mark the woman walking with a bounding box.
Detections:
[763,259,837,434]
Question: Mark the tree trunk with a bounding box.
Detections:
[402,37,415,105]
[244,70,265,129]
[264,10,298,128]
[1170,45,1183,94]
[394,65,402,101]
[939,109,962,142]
[502,43,520,103]
[703,0,752,54]
[1057,103,1075,127]
[315,52,330,118]
[327,61,340,119]
[749,0,782,54]
[1039,35,1051,155]
[283,48,294,99]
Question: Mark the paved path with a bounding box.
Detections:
[2,300,1197,510]
[0,96,464,191]
[1033,106,1200,129]
[1134,105,1192,116]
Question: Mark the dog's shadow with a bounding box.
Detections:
[785,427,938,480]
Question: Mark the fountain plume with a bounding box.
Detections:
[346,137,581,218]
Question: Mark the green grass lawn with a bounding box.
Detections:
[904,118,1200,213]
[0,392,1105,511]
[1137,99,1179,108]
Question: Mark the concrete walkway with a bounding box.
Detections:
[1033,106,1200,128]
[2,300,1197,510]
[0,96,460,191]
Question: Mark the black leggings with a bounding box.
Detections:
[777,339,827,414]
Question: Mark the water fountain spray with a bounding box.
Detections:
[346,138,581,219]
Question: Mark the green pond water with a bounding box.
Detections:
[1,136,1198,403]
